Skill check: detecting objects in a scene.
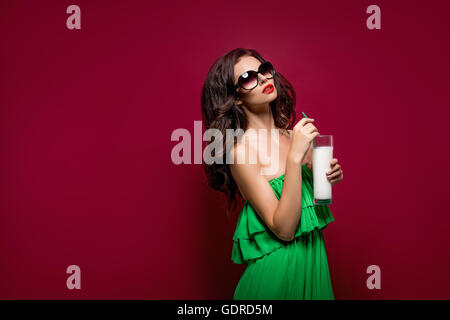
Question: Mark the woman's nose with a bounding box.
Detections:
[258,73,268,84]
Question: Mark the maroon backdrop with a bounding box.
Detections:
[1,0,449,299]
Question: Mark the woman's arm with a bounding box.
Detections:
[304,143,313,171]
[271,153,304,240]
[230,143,305,242]
[289,129,313,171]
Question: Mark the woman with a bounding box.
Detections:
[201,48,344,300]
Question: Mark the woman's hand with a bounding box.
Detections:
[288,118,320,164]
[326,158,343,186]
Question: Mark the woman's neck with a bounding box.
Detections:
[244,103,277,132]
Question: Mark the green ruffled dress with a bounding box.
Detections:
[232,164,335,300]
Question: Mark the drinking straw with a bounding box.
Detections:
[302,112,317,147]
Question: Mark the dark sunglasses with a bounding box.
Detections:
[233,61,276,91]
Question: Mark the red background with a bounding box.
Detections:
[1,0,449,299]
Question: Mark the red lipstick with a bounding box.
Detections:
[262,84,274,94]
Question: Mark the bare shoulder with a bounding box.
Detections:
[229,134,259,175]
[229,132,262,199]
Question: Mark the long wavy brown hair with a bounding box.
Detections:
[201,48,297,217]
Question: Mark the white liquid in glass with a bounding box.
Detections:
[312,146,333,201]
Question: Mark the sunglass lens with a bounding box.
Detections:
[239,71,258,90]
[260,62,274,78]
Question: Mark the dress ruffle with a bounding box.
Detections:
[232,164,334,264]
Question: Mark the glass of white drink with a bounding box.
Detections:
[312,135,333,205]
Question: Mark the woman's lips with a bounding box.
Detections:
[263,85,274,94]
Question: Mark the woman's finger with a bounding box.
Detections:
[327,170,341,180]
[330,171,343,185]
[327,164,341,175]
